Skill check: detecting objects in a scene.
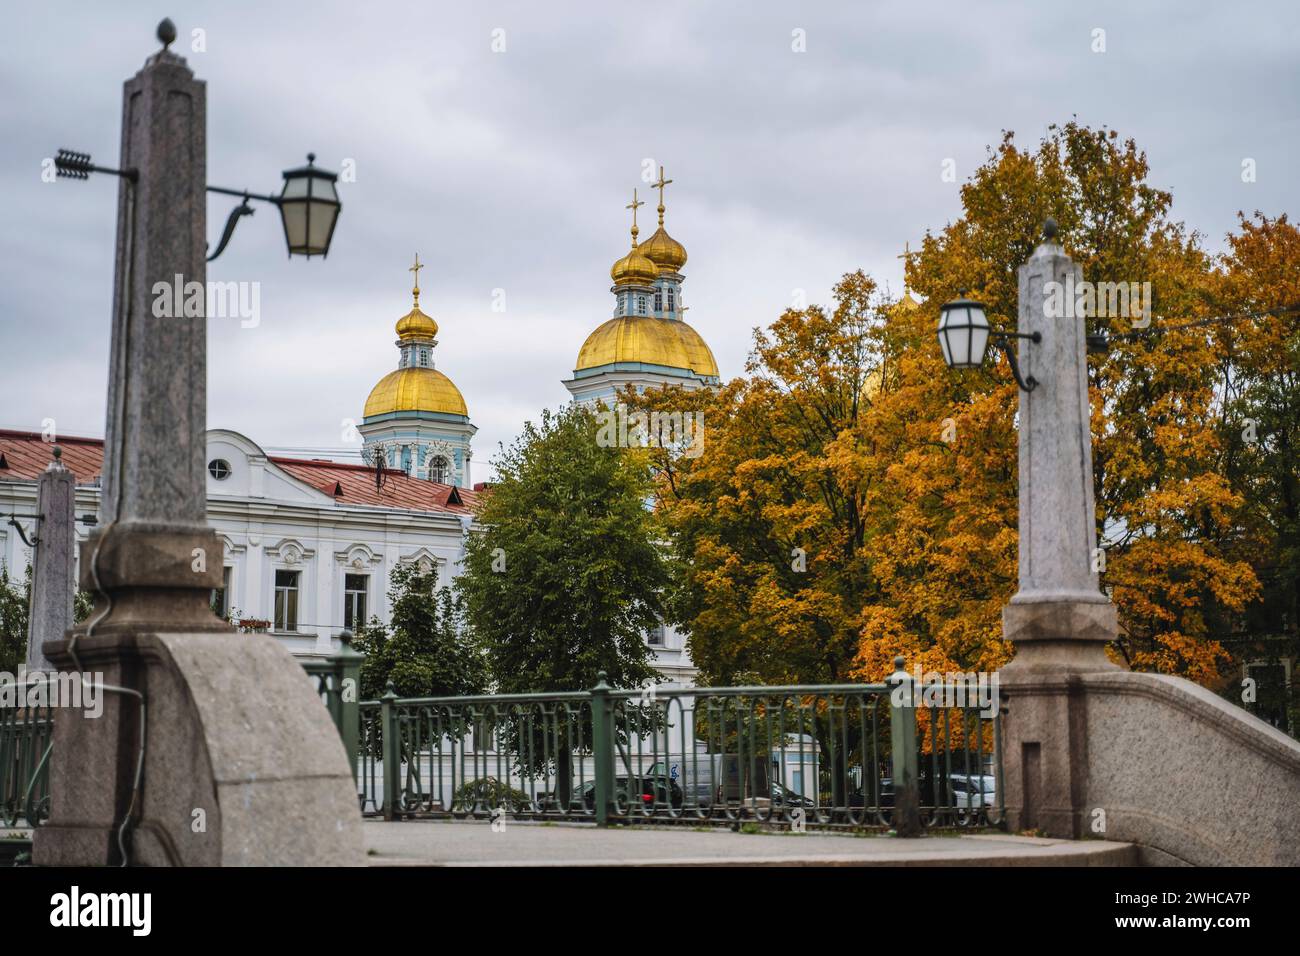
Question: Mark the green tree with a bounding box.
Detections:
[0,563,93,673]
[456,403,668,795]
[350,563,487,702]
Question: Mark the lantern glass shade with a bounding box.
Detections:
[937,297,991,369]
[277,155,341,258]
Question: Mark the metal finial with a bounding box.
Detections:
[307,152,316,164]
[1043,217,1059,241]
[52,446,62,461]
[157,18,177,49]
[893,655,906,671]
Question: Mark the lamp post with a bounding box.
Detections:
[939,217,1119,838]
[35,17,363,867]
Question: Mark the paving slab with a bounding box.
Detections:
[363,819,1136,866]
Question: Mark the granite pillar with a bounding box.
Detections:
[25,447,76,673]
[35,20,363,867]
[999,223,1120,839]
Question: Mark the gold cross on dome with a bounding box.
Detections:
[896,241,913,292]
[652,165,673,225]
[626,189,645,237]
[409,252,424,287]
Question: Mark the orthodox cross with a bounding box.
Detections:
[652,165,672,226]
[626,189,645,242]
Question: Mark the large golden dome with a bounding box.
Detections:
[638,225,687,273]
[575,315,718,378]
[364,367,468,418]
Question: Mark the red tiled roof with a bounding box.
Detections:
[0,429,477,516]
[270,457,477,514]
[0,429,105,483]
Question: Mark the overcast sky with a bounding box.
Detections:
[3,1,1297,481]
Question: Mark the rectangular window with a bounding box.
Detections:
[647,623,665,646]
[637,296,647,315]
[274,569,300,631]
[344,573,368,630]
[653,290,663,311]
[667,289,676,310]
[210,566,232,618]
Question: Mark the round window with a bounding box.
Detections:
[208,459,231,480]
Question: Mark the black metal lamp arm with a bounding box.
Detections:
[205,187,282,262]
[990,330,1041,392]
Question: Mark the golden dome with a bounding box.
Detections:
[395,305,438,340]
[575,315,718,378]
[638,226,687,273]
[610,247,658,287]
[364,367,468,418]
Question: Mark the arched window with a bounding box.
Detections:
[637,295,647,315]
[429,455,450,484]
[401,445,412,473]
[653,290,662,312]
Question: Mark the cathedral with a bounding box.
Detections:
[356,166,720,480]
[0,168,716,684]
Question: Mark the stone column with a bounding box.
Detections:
[999,221,1120,838]
[25,447,76,672]
[1002,222,1118,670]
[36,21,363,867]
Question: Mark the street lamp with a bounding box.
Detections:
[52,19,341,263]
[205,154,342,260]
[938,289,1042,391]
[276,154,341,258]
[937,294,991,369]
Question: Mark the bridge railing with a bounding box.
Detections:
[354,659,1006,833]
[0,692,53,829]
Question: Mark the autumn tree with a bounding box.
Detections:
[1211,212,1300,726]
[633,271,888,687]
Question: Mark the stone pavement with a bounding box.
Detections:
[364,820,1136,866]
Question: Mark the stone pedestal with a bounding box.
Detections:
[36,629,363,866]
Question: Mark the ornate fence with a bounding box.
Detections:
[0,695,53,830]
[1,648,1005,840]
[356,659,1006,833]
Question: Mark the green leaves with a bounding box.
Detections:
[353,564,487,701]
[457,403,666,696]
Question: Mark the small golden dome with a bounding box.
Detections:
[610,244,658,287]
[575,315,718,378]
[364,367,468,418]
[638,226,687,273]
[395,305,438,340]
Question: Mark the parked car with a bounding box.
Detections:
[577,776,684,811]
[947,773,996,810]
[848,773,996,811]
[770,780,815,809]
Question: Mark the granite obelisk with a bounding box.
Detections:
[25,447,76,673]
[999,221,1120,839]
[36,19,363,866]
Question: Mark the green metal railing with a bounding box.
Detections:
[301,633,364,780]
[0,694,53,829]
[355,658,1006,833]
